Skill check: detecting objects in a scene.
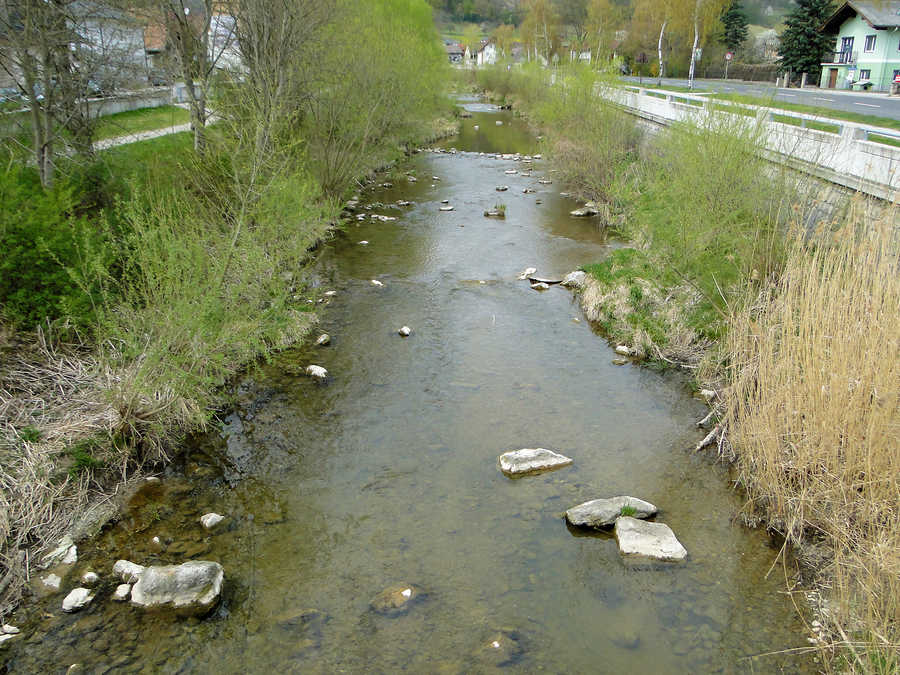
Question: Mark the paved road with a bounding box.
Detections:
[622,76,900,121]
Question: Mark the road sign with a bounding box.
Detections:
[725,51,733,61]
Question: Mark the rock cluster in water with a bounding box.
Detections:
[565,496,657,529]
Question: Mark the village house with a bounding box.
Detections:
[819,0,900,91]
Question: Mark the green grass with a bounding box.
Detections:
[771,113,840,134]
[94,105,191,141]
[868,132,900,148]
[619,505,637,517]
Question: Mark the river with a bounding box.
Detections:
[3,98,814,674]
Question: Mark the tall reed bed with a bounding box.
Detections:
[726,202,899,672]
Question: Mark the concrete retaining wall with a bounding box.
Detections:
[609,87,900,201]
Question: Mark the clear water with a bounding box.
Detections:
[3,102,814,674]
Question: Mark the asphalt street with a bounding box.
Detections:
[622,76,900,121]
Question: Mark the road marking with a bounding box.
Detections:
[814,97,835,102]
[781,93,798,97]
[853,102,881,108]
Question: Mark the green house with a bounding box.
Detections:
[819,1,900,91]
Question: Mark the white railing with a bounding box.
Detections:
[607,85,900,201]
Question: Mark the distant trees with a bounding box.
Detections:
[522,0,561,62]
[778,0,834,82]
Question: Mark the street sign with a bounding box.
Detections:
[694,48,702,61]
[725,51,733,61]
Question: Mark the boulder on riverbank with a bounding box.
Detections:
[614,517,687,562]
[130,561,224,616]
[566,496,657,529]
[498,448,573,476]
[561,270,587,290]
[570,202,599,217]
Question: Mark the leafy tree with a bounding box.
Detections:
[491,23,515,55]
[718,0,749,52]
[778,0,834,81]
[461,22,482,55]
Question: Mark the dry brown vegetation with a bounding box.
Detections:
[0,325,136,617]
[726,201,900,672]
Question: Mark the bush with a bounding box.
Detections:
[0,163,113,330]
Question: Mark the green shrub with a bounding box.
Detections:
[0,163,113,329]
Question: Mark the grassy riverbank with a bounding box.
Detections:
[0,0,451,621]
[476,63,899,672]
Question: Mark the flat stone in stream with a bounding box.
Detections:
[62,588,94,613]
[130,561,224,616]
[370,583,421,616]
[614,517,687,562]
[566,496,657,529]
[498,448,573,476]
[114,560,146,583]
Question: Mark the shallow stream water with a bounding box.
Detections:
[3,99,814,674]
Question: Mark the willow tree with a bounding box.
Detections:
[301,0,447,196]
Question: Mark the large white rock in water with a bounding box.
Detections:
[200,513,225,531]
[398,326,411,337]
[113,560,145,583]
[614,517,687,562]
[130,561,224,616]
[498,448,573,476]
[305,365,328,379]
[62,588,94,613]
[566,496,657,529]
[112,584,131,602]
[561,270,587,289]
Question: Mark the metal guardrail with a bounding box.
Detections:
[611,85,900,200]
[620,85,900,145]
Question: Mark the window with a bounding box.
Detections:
[860,69,871,80]
[864,35,877,52]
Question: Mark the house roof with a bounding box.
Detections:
[822,1,900,32]
[445,43,464,55]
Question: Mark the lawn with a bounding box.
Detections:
[94,105,191,141]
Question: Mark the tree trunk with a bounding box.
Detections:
[657,21,667,85]
[688,21,699,89]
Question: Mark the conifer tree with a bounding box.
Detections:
[718,0,749,52]
[778,0,834,81]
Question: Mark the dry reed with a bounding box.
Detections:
[726,199,899,671]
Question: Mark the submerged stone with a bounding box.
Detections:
[474,630,522,668]
[614,517,687,562]
[370,583,421,616]
[498,448,573,476]
[130,561,224,616]
[566,496,658,529]
[200,513,225,531]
